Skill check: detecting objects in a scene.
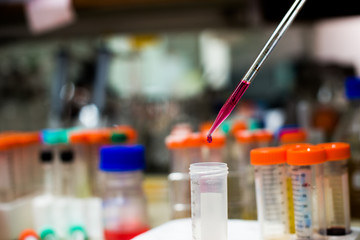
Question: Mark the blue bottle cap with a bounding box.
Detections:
[346,76,360,99]
[100,145,145,172]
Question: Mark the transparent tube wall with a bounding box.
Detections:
[0,150,13,202]
[324,160,351,235]
[168,148,191,218]
[190,162,228,240]
[291,164,326,239]
[254,164,288,240]
[238,142,257,220]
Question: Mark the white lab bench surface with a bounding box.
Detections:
[133,218,259,240]
[133,218,360,240]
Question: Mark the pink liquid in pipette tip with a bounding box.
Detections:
[207,79,250,142]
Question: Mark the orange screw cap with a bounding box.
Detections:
[251,147,286,165]
[317,142,350,161]
[281,143,313,150]
[287,146,326,166]
[235,130,255,143]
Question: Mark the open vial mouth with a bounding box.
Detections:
[189,162,228,177]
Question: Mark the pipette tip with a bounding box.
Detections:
[207,135,212,143]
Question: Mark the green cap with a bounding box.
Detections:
[69,225,88,240]
[42,129,69,145]
[248,119,261,131]
[220,120,231,135]
[111,132,127,143]
[40,228,56,240]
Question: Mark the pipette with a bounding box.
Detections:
[207,0,307,143]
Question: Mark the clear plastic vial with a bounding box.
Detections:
[287,146,327,240]
[0,135,16,202]
[254,130,273,148]
[70,129,111,197]
[279,129,307,145]
[100,145,149,240]
[202,133,226,162]
[166,132,202,219]
[333,77,360,218]
[234,130,257,219]
[234,130,256,170]
[190,162,228,240]
[68,131,92,198]
[59,149,75,196]
[281,143,313,235]
[317,142,351,236]
[166,133,191,219]
[250,147,289,240]
[40,150,55,195]
[227,120,247,163]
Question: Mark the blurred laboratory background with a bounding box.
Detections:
[1,0,360,239]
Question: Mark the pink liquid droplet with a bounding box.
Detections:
[207,135,212,143]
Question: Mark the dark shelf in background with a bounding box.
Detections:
[0,0,250,45]
[260,0,360,22]
[0,0,359,45]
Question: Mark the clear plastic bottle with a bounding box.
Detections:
[333,76,360,218]
[8,133,25,199]
[251,147,289,240]
[26,132,42,194]
[317,142,351,236]
[287,146,327,240]
[254,129,273,148]
[234,130,256,174]
[16,133,37,196]
[166,133,190,219]
[54,149,76,238]
[187,133,203,165]
[32,150,56,238]
[279,129,307,145]
[82,129,111,197]
[166,132,202,219]
[41,129,71,197]
[40,150,55,195]
[59,149,76,196]
[22,132,42,195]
[0,134,16,202]
[100,145,149,240]
[227,120,247,167]
[165,134,190,173]
[68,131,92,198]
[234,130,257,219]
[202,133,226,162]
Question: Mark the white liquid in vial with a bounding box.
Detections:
[200,192,227,240]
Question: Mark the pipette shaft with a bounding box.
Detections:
[244,0,307,83]
[207,0,307,140]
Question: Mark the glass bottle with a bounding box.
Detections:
[100,145,149,240]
